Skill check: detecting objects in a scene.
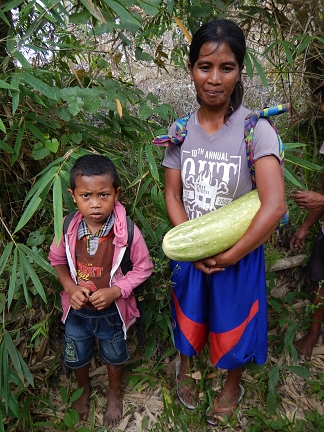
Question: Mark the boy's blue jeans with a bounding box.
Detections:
[63,304,129,369]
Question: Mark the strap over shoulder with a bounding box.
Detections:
[152,114,191,146]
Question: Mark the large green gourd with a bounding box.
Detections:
[162,190,261,262]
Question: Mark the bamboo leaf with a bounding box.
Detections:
[24,165,59,204]
[53,175,63,245]
[13,195,42,234]
[134,177,152,206]
[135,208,157,242]
[284,365,310,380]
[1,345,10,414]
[297,35,313,54]
[80,0,107,23]
[16,349,34,386]
[19,244,57,276]
[0,79,18,90]
[103,0,141,28]
[283,142,307,150]
[282,41,294,66]
[20,72,58,100]
[11,74,21,115]
[285,154,323,171]
[248,52,268,88]
[0,241,14,275]
[18,250,32,308]
[0,118,6,133]
[12,51,31,69]
[8,248,18,310]
[3,330,24,383]
[0,9,10,25]
[19,251,47,303]
[0,140,13,152]
[11,120,25,165]
[284,165,306,188]
[145,143,159,181]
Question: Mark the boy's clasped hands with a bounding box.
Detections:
[67,284,121,310]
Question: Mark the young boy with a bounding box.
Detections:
[290,80,324,360]
[48,154,153,426]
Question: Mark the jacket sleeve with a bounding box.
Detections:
[114,224,153,298]
[48,235,68,266]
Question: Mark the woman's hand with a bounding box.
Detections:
[193,252,231,274]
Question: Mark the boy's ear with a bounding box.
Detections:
[68,188,76,203]
[115,186,121,200]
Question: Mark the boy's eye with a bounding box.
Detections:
[82,193,89,198]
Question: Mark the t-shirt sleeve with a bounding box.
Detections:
[252,118,280,163]
[162,122,182,170]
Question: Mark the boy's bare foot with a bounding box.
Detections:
[103,387,123,427]
[295,332,319,361]
[72,385,90,421]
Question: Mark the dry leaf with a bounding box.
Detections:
[174,17,192,43]
[116,99,123,118]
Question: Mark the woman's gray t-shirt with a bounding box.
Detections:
[162,105,280,220]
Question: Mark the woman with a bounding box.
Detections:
[160,19,286,424]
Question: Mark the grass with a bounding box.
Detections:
[3,263,324,432]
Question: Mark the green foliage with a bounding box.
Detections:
[1,0,324,430]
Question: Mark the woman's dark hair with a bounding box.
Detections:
[189,19,246,118]
[70,154,119,191]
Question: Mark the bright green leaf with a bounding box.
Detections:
[0,118,6,134]
[13,195,42,234]
[18,251,47,303]
[284,365,311,380]
[3,330,24,382]
[18,244,57,277]
[20,72,58,100]
[53,175,63,245]
[145,143,159,181]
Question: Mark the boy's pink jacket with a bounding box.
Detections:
[48,201,153,338]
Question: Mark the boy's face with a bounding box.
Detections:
[68,174,120,232]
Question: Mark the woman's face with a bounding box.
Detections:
[188,42,241,110]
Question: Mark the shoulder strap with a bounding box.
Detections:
[121,216,145,348]
[120,216,134,275]
[245,103,290,228]
[152,114,191,147]
[244,104,289,189]
[63,210,77,235]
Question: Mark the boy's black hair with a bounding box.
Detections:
[70,154,119,191]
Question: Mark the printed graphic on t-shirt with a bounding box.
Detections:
[181,147,242,219]
[77,260,103,292]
